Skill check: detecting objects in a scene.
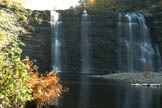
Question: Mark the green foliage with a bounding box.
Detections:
[0,0,24,9]
[0,2,67,107]
[0,11,8,25]
[0,34,68,108]
[19,14,27,22]
[79,0,159,12]
[0,35,33,108]
[33,12,43,25]
[0,32,9,48]
[18,13,29,26]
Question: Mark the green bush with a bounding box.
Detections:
[0,35,33,108]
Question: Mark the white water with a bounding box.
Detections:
[81,10,91,73]
[51,11,62,72]
[118,13,155,72]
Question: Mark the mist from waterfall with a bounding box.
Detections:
[50,11,62,72]
[118,13,155,72]
[81,10,91,74]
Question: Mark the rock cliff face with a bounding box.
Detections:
[0,4,51,73]
[20,11,51,73]
[58,10,118,74]
[145,12,162,57]
[144,12,162,71]
[52,10,162,74]
[1,4,162,74]
[18,10,162,74]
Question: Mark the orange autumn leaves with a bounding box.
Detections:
[23,56,68,104]
[27,70,63,103]
[23,56,38,72]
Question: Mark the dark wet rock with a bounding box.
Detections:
[1,5,162,74]
[92,72,162,87]
[25,100,58,108]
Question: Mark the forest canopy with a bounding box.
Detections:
[79,0,162,11]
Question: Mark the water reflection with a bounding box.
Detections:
[122,86,158,108]
[78,77,91,108]
[59,76,162,108]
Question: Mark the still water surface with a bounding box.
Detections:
[58,75,162,108]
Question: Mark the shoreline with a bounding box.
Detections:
[92,72,162,87]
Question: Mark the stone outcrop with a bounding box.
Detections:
[2,4,162,74]
[20,10,51,73]
[53,10,162,74]
[58,10,118,74]
[20,10,162,74]
[145,11,162,71]
[0,4,51,73]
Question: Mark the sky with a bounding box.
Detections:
[24,0,80,10]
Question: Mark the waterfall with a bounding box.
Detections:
[118,13,155,72]
[81,10,91,73]
[50,11,62,72]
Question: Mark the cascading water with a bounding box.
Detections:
[78,10,91,108]
[118,13,155,72]
[81,10,91,73]
[50,11,62,72]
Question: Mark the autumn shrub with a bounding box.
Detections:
[22,56,69,108]
[26,70,67,108]
[22,56,66,107]
[0,35,33,108]
[0,34,68,108]
[24,57,67,107]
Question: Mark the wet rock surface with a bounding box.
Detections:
[1,5,162,74]
[92,72,162,87]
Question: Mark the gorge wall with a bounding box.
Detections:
[59,10,118,74]
[21,10,162,74]
[20,10,51,73]
[0,5,51,73]
[146,11,162,59]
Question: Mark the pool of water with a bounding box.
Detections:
[58,75,162,108]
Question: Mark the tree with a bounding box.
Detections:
[79,0,159,11]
